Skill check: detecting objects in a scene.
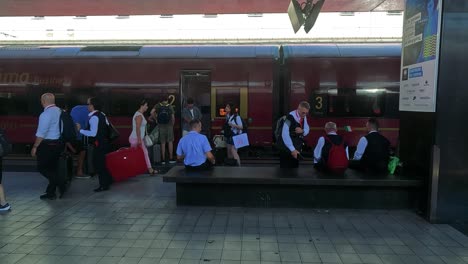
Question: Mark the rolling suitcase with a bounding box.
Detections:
[152,144,161,164]
[105,147,147,182]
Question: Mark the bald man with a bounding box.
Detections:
[31,93,65,200]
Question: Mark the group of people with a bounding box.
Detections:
[177,100,391,174]
[32,94,115,199]
[20,93,391,201]
[176,102,245,170]
[278,101,391,173]
[32,93,206,199]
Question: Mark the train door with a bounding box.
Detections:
[180,71,212,137]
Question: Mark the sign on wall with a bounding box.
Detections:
[399,0,442,112]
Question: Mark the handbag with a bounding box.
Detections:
[232,133,249,149]
[108,122,120,142]
[144,135,154,147]
[144,125,159,147]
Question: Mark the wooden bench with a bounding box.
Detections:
[163,166,423,209]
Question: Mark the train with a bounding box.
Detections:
[0,44,401,156]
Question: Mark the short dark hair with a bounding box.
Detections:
[138,99,148,109]
[190,119,201,129]
[89,97,102,111]
[187,98,194,104]
[367,118,379,130]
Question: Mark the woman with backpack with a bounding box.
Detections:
[224,103,243,166]
[129,99,157,175]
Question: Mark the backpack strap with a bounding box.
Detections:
[325,135,343,146]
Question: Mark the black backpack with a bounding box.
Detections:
[60,110,77,143]
[0,129,12,157]
[157,103,171,124]
[274,115,287,143]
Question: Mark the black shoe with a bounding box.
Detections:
[93,186,109,192]
[40,193,56,200]
[58,186,67,199]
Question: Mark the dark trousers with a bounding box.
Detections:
[185,160,213,171]
[37,141,64,195]
[93,143,112,188]
[279,150,299,168]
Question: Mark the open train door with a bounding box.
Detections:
[179,71,212,137]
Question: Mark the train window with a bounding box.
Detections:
[215,87,240,118]
[326,88,387,117]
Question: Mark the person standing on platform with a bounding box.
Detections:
[224,103,243,166]
[31,93,65,200]
[279,101,310,168]
[0,129,11,211]
[70,104,91,178]
[177,119,215,170]
[155,98,176,164]
[78,97,113,192]
[182,98,203,137]
[129,99,156,175]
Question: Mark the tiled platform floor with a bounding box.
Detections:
[1,171,468,264]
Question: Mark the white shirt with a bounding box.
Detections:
[353,130,378,160]
[281,110,310,152]
[35,104,61,140]
[79,111,109,137]
[313,132,349,163]
[130,111,147,139]
[227,114,243,135]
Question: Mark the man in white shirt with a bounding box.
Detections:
[278,101,310,168]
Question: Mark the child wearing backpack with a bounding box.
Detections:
[313,122,349,173]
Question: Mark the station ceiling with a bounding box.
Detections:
[0,0,404,16]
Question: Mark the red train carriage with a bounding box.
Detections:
[0,44,401,156]
[282,44,401,149]
[0,45,279,152]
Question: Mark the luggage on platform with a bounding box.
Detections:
[57,152,73,186]
[106,147,147,182]
[83,136,95,176]
[152,144,161,164]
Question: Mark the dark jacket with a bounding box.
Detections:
[361,132,390,172]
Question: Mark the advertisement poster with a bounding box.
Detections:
[399,0,442,112]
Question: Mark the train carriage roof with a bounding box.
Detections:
[0,45,280,59]
[283,44,401,59]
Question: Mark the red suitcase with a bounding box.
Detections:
[106,147,147,182]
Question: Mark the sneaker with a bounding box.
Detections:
[169,160,176,164]
[0,203,11,211]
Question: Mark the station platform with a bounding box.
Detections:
[1,170,468,264]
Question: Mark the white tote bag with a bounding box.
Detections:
[232,133,249,149]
